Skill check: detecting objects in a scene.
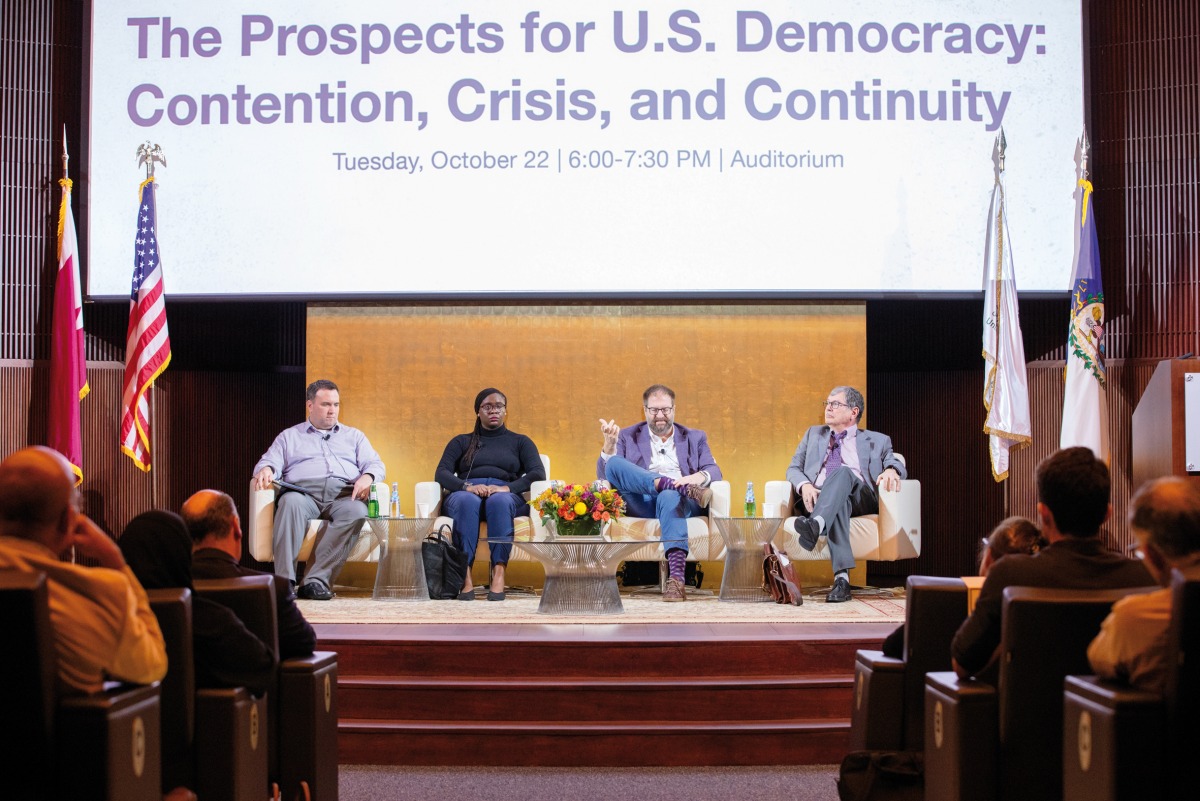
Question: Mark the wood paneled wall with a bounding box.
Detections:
[308,304,866,512]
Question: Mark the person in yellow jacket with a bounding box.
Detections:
[0,446,167,693]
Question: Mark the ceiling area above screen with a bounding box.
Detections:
[86,0,1084,298]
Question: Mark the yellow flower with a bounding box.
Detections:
[573,501,588,516]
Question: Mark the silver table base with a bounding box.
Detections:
[513,539,647,615]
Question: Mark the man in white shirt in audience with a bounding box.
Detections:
[252,379,385,600]
[1088,476,1200,693]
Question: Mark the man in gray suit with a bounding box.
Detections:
[786,386,906,602]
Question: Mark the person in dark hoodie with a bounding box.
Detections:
[120,510,276,695]
[435,388,545,601]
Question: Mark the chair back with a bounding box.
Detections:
[1166,569,1200,801]
[999,586,1148,801]
[901,576,968,749]
[194,575,281,783]
[194,575,280,657]
[146,588,195,794]
[0,570,56,800]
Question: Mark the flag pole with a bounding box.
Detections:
[141,142,158,506]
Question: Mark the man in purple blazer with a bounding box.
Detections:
[597,384,722,602]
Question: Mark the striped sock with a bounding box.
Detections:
[655,476,678,493]
[666,548,687,581]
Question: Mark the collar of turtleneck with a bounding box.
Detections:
[479,424,510,438]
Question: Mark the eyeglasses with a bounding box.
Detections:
[822,400,851,410]
[1125,542,1146,560]
[645,406,674,416]
[479,404,506,413]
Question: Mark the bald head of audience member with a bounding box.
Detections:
[0,446,79,557]
[182,489,243,559]
[1129,476,1200,585]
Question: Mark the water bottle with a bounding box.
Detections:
[367,484,380,518]
[390,482,401,518]
[744,481,756,518]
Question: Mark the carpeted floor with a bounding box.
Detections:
[299,590,905,625]
[339,764,843,801]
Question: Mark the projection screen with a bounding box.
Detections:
[86,0,1086,298]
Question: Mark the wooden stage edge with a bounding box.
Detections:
[320,620,892,767]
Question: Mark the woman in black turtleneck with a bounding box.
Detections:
[435,388,545,601]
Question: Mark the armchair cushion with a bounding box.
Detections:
[248,480,389,564]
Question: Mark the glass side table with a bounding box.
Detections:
[713,517,784,602]
[365,517,437,601]
[512,539,648,615]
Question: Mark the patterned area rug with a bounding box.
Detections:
[299,589,905,625]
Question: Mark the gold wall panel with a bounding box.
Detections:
[308,304,866,512]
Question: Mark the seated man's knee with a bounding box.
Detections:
[655,489,682,512]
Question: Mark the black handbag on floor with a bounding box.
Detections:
[421,524,469,600]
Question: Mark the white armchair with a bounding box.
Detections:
[528,480,731,563]
[762,455,921,563]
[247,480,391,566]
[413,454,551,564]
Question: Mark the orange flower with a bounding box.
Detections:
[601,511,611,522]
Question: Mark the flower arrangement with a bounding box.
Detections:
[533,481,626,537]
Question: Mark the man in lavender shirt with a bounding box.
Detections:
[252,379,385,600]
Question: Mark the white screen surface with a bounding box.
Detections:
[87,0,1084,298]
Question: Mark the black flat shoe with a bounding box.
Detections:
[486,591,506,601]
[457,590,475,601]
[297,582,334,601]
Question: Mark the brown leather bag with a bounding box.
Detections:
[763,542,804,605]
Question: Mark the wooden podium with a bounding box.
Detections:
[1132,358,1200,490]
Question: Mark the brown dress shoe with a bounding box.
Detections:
[663,577,688,602]
[682,484,713,508]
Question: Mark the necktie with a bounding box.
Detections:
[824,430,847,476]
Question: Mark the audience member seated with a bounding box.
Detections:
[1088,476,1200,693]
[0,446,167,693]
[120,510,277,695]
[184,489,316,660]
[881,516,1042,657]
[435,387,545,601]
[951,447,1154,680]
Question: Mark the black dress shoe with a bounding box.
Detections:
[297,582,334,601]
[457,590,475,601]
[792,516,820,551]
[826,576,852,603]
[486,591,506,602]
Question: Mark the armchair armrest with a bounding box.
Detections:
[248,480,277,562]
[765,480,794,518]
[708,481,731,518]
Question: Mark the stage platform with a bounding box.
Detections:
[310,591,901,767]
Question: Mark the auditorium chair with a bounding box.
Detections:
[248,478,391,569]
[850,575,968,752]
[763,454,921,570]
[147,588,268,801]
[0,569,162,801]
[1062,569,1200,801]
[415,454,551,565]
[195,575,338,801]
[924,585,1152,801]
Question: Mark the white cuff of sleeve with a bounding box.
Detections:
[600,451,613,462]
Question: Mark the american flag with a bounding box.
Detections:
[120,177,171,471]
